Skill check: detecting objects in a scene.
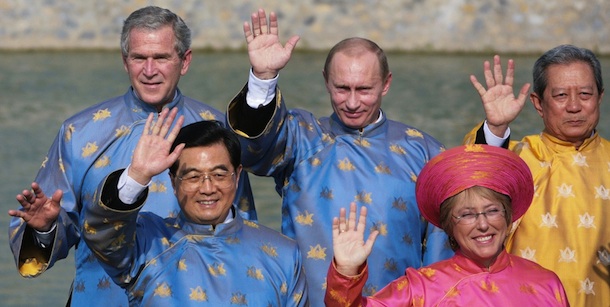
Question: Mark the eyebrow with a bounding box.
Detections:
[178,165,230,176]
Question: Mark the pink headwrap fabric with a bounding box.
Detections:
[415,144,534,228]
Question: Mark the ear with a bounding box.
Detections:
[180,49,192,76]
[381,72,393,96]
[123,56,129,73]
[530,92,544,118]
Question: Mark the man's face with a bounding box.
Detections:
[531,62,603,148]
[123,25,191,111]
[324,51,392,129]
[171,144,241,225]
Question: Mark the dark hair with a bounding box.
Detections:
[169,121,241,175]
[323,37,390,82]
[120,6,191,59]
[533,44,604,98]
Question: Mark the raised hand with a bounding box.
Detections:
[9,182,62,232]
[332,202,379,276]
[128,107,185,185]
[469,55,531,137]
[243,8,300,80]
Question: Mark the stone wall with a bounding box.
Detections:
[1,0,608,54]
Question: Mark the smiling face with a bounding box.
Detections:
[448,188,510,268]
[531,62,603,148]
[171,143,241,225]
[324,50,392,129]
[123,25,191,111]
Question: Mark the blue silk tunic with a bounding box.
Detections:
[9,87,257,306]
[228,86,454,306]
[83,170,307,306]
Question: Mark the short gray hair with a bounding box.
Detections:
[120,6,191,59]
[533,44,604,98]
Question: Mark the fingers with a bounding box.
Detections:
[143,112,155,136]
[258,9,269,35]
[517,83,532,103]
[157,107,178,137]
[347,202,358,231]
[268,11,278,35]
[483,60,494,89]
[146,107,182,140]
[51,189,63,204]
[246,9,275,39]
[336,202,369,234]
[470,75,486,97]
[338,207,347,233]
[249,9,268,38]
[8,209,25,218]
[504,59,515,86]
[243,22,253,43]
[493,55,504,85]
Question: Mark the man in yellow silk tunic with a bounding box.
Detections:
[464,45,609,306]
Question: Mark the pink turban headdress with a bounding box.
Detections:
[415,144,534,228]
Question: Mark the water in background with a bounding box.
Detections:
[1,51,609,306]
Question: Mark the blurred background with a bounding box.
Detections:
[1,0,609,54]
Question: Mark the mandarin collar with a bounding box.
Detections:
[329,109,387,138]
[171,206,242,236]
[539,131,600,153]
[126,87,183,117]
[451,249,510,274]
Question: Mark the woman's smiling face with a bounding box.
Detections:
[450,188,509,268]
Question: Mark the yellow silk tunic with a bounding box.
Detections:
[465,126,610,307]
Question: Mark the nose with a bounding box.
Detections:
[197,175,216,193]
[566,94,582,112]
[143,58,157,76]
[345,91,359,110]
[475,213,490,229]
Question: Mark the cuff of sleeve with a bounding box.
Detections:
[483,120,510,147]
[33,222,57,248]
[118,165,150,205]
[246,68,278,108]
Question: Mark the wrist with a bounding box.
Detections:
[126,166,151,186]
[252,69,278,80]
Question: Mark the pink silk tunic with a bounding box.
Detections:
[325,250,569,306]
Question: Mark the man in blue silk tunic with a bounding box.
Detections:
[81,114,307,306]
[226,9,453,306]
[8,6,256,307]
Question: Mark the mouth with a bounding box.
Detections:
[196,200,217,206]
[343,111,361,119]
[141,81,162,88]
[474,234,494,243]
[565,119,584,125]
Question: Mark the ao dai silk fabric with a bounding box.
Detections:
[8,88,257,307]
[325,250,568,306]
[228,87,453,306]
[84,178,307,306]
[504,132,610,307]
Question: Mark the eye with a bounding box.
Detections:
[579,92,593,99]
[211,172,228,180]
[184,174,202,183]
[459,213,476,219]
[486,208,501,215]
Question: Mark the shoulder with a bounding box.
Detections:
[180,96,224,122]
[241,220,299,249]
[62,94,127,125]
[287,108,318,122]
[508,254,562,281]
